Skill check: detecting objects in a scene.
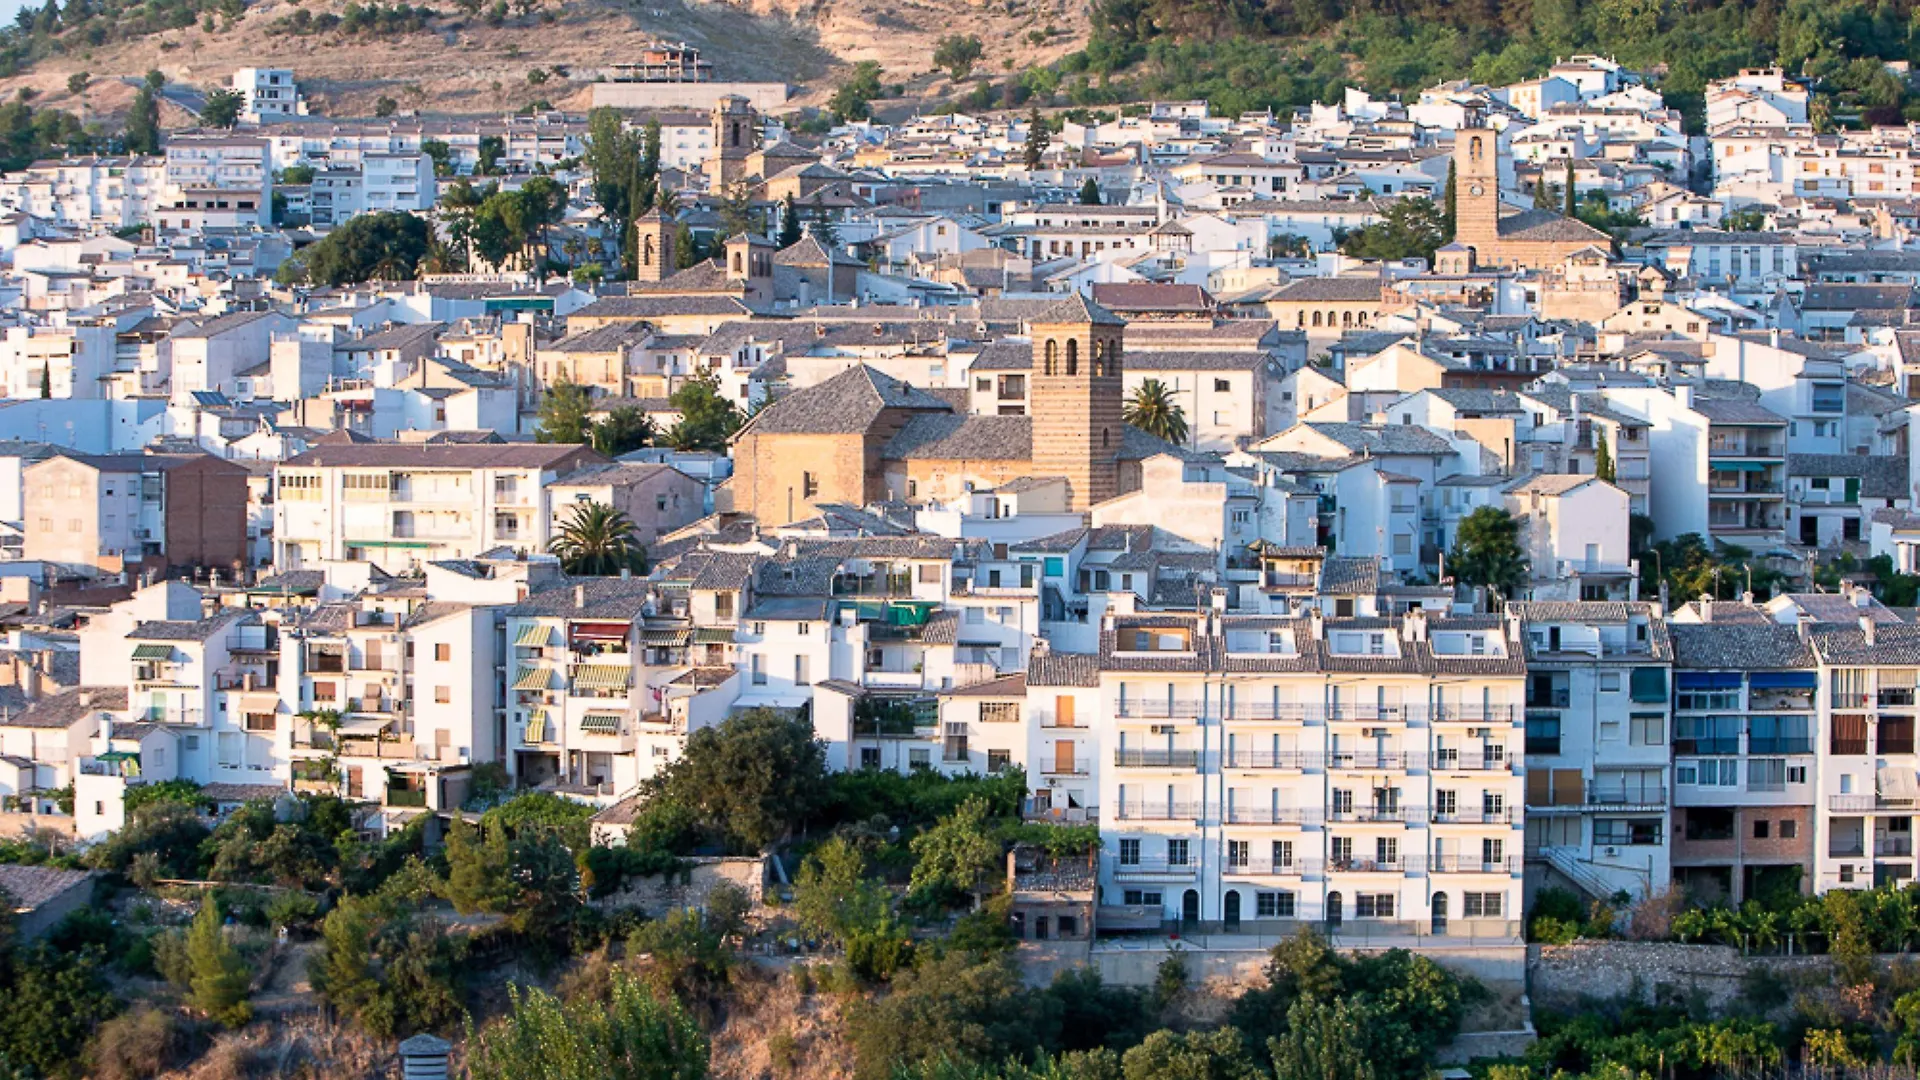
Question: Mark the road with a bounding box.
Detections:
[119,76,207,118]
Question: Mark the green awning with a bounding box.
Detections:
[580,713,622,733]
[513,666,558,691]
[693,628,735,644]
[524,710,550,743]
[641,629,690,644]
[95,750,138,764]
[131,644,174,660]
[570,664,631,691]
[514,624,556,648]
[1711,461,1770,472]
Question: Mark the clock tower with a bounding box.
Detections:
[1454,117,1500,249]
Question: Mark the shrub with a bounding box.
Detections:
[88,1007,186,1080]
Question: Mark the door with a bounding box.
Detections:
[1224,889,1242,931]
[1801,515,1819,545]
[1326,891,1343,928]
[1054,740,1076,775]
[1181,889,1200,927]
[1432,893,1449,935]
[1056,694,1076,728]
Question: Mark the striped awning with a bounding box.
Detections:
[692,628,736,644]
[524,710,549,744]
[570,664,632,691]
[514,623,556,648]
[641,629,690,645]
[580,712,622,733]
[131,643,175,660]
[512,666,558,691]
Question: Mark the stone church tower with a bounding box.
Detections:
[1029,293,1126,511]
[707,95,759,193]
[630,207,676,283]
[1453,118,1500,251]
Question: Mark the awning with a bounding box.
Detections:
[514,624,556,648]
[580,713,621,733]
[336,717,391,736]
[1677,672,1742,690]
[131,643,174,660]
[1879,766,1918,800]
[693,628,735,645]
[569,622,630,641]
[1711,461,1770,473]
[641,629,690,645]
[524,711,549,744]
[513,666,558,691]
[571,664,631,692]
[95,750,138,764]
[1750,672,1817,689]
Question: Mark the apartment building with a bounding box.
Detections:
[274,443,607,573]
[1036,602,1529,937]
[1516,602,1672,901]
[0,156,166,231]
[158,134,273,232]
[22,451,250,576]
[1668,620,1817,904]
[1699,397,1789,544]
[1812,616,1920,891]
[232,67,307,123]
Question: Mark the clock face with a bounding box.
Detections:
[1470,184,1484,196]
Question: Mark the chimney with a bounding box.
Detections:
[1307,606,1325,640]
[1862,613,1878,646]
[1209,586,1227,614]
[1699,594,1713,622]
[574,584,586,609]
[1795,612,1814,643]
[1769,327,1781,348]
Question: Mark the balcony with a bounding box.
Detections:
[862,669,928,690]
[832,574,915,597]
[1261,571,1317,589]
[1042,757,1092,776]
[1227,702,1316,722]
[1586,784,1667,807]
[1433,705,1519,724]
[385,788,428,808]
[1225,805,1321,826]
[1224,749,1321,770]
[1114,748,1200,768]
[339,735,419,759]
[1528,690,1571,709]
[1117,699,1207,720]
[1433,752,1512,772]
[1112,857,1199,876]
[1430,855,1521,874]
[1036,713,1082,729]
[1876,836,1915,857]
[1328,856,1410,873]
[1114,801,1199,821]
[1327,750,1411,770]
[1328,804,1420,824]
[1224,857,1323,877]
[1831,794,1919,812]
[1431,807,1515,825]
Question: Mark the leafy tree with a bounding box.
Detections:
[534,378,594,443]
[65,72,88,97]
[845,951,1051,1080]
[793,835,890,943]
[145,69,166,92]
[909,795,1004,906]
[281,163,316,185]
[1441,159,1456,238]
[441,816,512,914]
[1594,428,1615,483]
[311,897,469,1039]
[666,371,743,452]
[1079,176,1102,204]
[1024,106,1051,170]
[1122,1028,1263,1080]
[467,969,708,1080]
[199,87,243,127]
[592,405,655,456]
[1448,506,1528,602]
[124,84,161,155]
[934,34,985,80]
[186,899,251,1028]
[276,211,431,285]
[1562,155,1576,218]
[1338,198,1445,265]
[477,134,505,175]
[0,945,117,1078]
[625,908,733,1004]
[652,709,828,851]
[37,365,48,399]
[1267,996,1378,1080]
[549,501,648,577]
[1123,379,1188,445]
[830,60,884,122]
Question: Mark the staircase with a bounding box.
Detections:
[1543,846,1618,902]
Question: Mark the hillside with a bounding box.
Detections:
[0,0,1091,123]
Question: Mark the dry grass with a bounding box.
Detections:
[161,1011,401,1080]
[0,0,1092,122]
[711,964,858,1080]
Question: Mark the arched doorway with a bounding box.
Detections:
[1223,889,1242,931]
[1181,889,1200,928]
[1326,891,1343,929]
[1432,892,1449,936]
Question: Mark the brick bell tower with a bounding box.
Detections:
[630,207,675,283]
[1028,291,1126,512]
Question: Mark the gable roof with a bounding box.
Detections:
[737,364,953,437]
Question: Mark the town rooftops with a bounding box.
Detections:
[4,686,128,729]
[738,364,953,437]
[1670,623,1815,669]
[284,443,604,470]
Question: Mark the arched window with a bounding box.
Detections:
[1469,135,1483,163]
[1043,339,1058,376]
[732,251,743,274]
[1342,311,1353,327]
[1065,339,1079,376]
[1297,312,1305,327]
[1357,312,1368,326]
[1101,427,1109,449]
[1311,311,1322,327]
[1108,342,1121,369]
[642,236,655,267]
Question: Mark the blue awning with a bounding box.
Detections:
[1750,672,1817,689]
[1711,462,1771,473]
[1677,672,1742,689]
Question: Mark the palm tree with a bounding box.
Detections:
[1124,378,1189,446]
[549,501,648,576]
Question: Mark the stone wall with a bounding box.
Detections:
[1528,940,1838,1012]
[592,856,767,916]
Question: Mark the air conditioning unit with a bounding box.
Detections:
[1469,728,1487,738]
[1150,724,1176,735]
[1364,727,1386,738]
[1603,846,1619,857]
